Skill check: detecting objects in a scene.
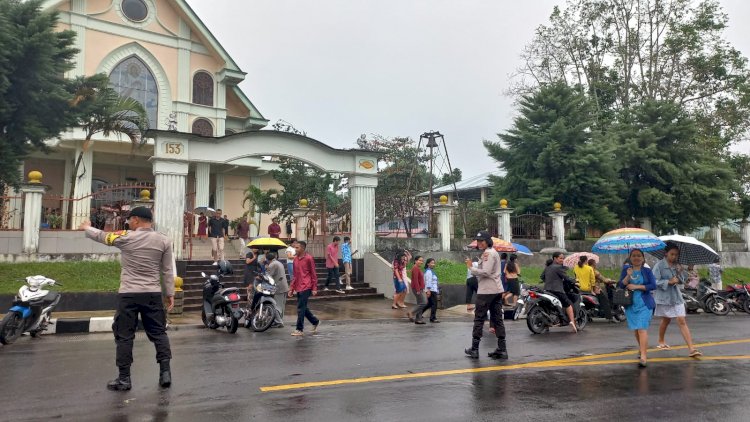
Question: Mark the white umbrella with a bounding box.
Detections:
[193,206,215,216]
[649,234,720,265]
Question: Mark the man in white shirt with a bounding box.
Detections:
[285,242,297,282]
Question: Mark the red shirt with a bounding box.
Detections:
[268,223,281,238]
[326,243,339,268]
[411,266,425,291]
[291,253,318,293]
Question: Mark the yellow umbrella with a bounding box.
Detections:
[246,237,288,249]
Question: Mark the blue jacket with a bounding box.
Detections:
[618,265,657,310]
[651,259,686,306]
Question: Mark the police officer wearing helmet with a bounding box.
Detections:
[80,206,174,391]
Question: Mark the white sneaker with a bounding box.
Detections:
[323,288,329,291]
[345,286,354,291]
[336,289,345,294]
[212,261,218,266]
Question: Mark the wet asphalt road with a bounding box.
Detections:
[1,314,748,422]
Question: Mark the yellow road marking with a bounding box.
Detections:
[260,338,750,393]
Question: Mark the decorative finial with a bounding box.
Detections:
[553,202,562,212]
[139,189,151,200]
[500,199,508,209]
[28,170,43,184]
[299,198,309,208]
[439,195,448,205]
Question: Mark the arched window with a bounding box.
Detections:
[109,56,158,128]
[192,71,214,106]
[192,118,213,137]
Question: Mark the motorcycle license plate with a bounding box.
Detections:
[231,303,239,309]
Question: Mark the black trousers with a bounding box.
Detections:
[472,293,506,351]
[596,290,613,319]
[296,289,320,331]
[465,276,478,304]
[325,267,341,289]
[113,293,171,370]
[421,291,438,321]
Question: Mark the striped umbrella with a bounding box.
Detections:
[467,237,517,252]
[649,235,720,265]
[592,227,666,254]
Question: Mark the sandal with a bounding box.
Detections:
[689,349,703,358]
[391,305,399,310]
[638,360,648,368]
[656,344,671,350]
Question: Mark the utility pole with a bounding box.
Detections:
[421,131,442,237]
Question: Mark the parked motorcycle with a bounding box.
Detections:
[526,285,587,334]
[717,281,750,314]
[513,284,532,321]
[581,292,626,322]
[0,275,62,345]
[243,271,279,332]
[200,265,243,333]
[682,280,729,316]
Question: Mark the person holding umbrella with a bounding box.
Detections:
[618,249,657,367]
[652,244,702,357]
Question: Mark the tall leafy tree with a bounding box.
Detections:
[0,0,78,188]
[242,185,279,230]
[485,82,620,230]
[513,0,750,150]
[269,159,343,222]
[440,168,463,186]
[612,100,737,232]
[356,134,430,237]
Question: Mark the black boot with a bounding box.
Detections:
[464,339,480,359]
[488,349,509,359]
[159,360,172,388]
[107,367,132,391]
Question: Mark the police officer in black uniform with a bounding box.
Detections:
[81,206,175,391]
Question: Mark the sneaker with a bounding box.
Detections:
[430,319,441,323]
[106,377,132,391]
[312,321,321,333]
[414,320,426,325]
[212,261,218,266]
[291,330,304,336]
[345,286,354,290]
[323,288,329,291]
[464,348,479,359]
[488,349,509,360]
[335,289,345,294]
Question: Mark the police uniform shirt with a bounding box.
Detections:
[85,227,175,297]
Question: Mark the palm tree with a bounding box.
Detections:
[65,74,149,228]
[242,185,279,234]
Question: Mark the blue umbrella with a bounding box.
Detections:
[592,227,666,254]
[512,243,533,256]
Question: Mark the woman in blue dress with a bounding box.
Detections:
[618,249,657,367]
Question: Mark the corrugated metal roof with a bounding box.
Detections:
[419,171,500,196]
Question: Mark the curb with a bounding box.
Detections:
[43,317,115,335]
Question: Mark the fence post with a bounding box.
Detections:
[711,224,723,253]
[292,200,309,242]
[21,171,49,254]
[742,221,750,252]
[494,199,513,242]
[547,202,567,251]
[434,195,456,252]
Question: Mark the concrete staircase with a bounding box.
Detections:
[186,238,242,261]
[179,258,383,313]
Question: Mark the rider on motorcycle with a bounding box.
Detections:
[574,256,614,322]
[543,252,578,332]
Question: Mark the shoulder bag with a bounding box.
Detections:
[612,288,633,307]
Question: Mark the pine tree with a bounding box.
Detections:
[0,0,78,187]
[613,100,737,232]
[485,82,620,230]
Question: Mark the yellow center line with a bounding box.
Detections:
[260,338,750,393]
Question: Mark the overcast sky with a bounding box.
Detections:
[186,0,750,178]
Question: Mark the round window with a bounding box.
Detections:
[121,0,148,22]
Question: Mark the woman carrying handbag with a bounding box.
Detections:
[618,249,657,368]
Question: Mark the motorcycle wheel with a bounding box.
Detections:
[576,308,587,331]
[526,306,547,334]
[743,298,750,314]
[710,297,730,316]
[226,316,239,334]
[614,306,627,322]
[252,305,275,332]
[0,312,24,345]
[513,303,524,321]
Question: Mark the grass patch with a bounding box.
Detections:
[0,262,121,295]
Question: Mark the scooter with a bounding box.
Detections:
[243,271,279,332]
[200,271,243,333]
[526,283,587,334]
[581,292,626,322]
[0,275,62,344]
[683,280,729,316]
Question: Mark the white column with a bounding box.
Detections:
[7,163,24,229]
[349,175,377,254]
[248,175,261,237]
[495,207,513,242]
[435,204,456,252]
[214,173,225,211]
[61,156,73,229]
[21,179,48,254]
[71,141,94,228]
[194,163,210,208]
[712,225,723,253]
[292,208,309,242]
[742,222,750,252]
[547,211,568,251]
[153,160,189,259]
[640,217,653,232]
